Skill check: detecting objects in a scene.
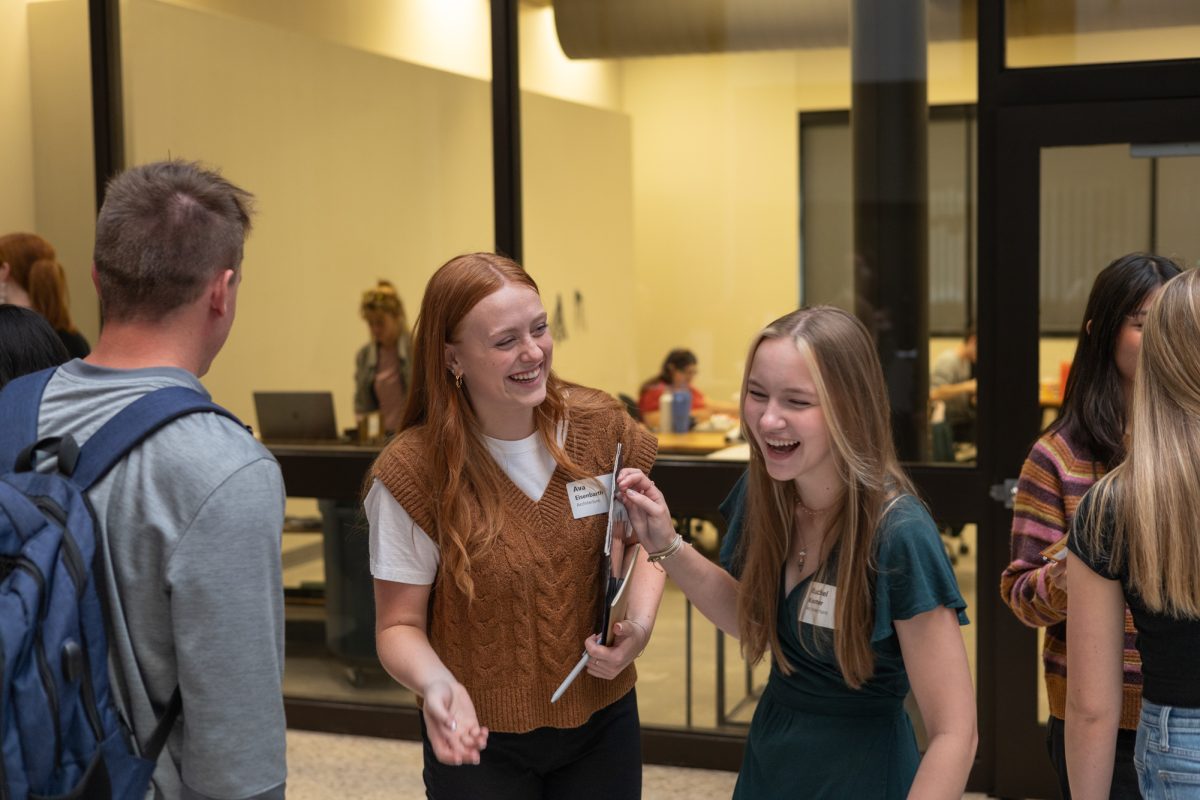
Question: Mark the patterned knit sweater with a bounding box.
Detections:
[1000,428,1142,729]
[373,388,657,733]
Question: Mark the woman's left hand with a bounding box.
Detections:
[583,619,650,680]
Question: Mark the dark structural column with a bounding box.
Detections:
[491,0,523,263]
[88,0,123,211]
[851,0,929,461]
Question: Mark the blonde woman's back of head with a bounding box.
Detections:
[1108,268,1200,615]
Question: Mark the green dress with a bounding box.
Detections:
[730,494,969,800]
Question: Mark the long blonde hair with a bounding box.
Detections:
[1082,268,1200,616]
[384,252,611,600]
[735,306,915,688]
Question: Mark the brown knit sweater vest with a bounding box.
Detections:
[373,388,657,733]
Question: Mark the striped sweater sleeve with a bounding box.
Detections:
[1000,436,1076,627]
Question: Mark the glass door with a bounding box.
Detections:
[988,97,1200,799]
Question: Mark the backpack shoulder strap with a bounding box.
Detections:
[0,367,57,470]
[71,386,245,490]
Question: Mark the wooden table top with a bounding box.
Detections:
[654,430,732,455]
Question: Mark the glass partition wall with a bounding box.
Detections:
[111,0,497,716]
[516,0,981,755]
[18,0,1197,790]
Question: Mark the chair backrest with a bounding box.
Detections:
[617,393,642,422]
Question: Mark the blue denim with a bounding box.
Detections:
[1136,701,1200,799]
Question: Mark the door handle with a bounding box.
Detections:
[989,478,1018,509]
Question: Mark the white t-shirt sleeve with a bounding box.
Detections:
[366,479,439,584]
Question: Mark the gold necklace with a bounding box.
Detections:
[796,494,834,517]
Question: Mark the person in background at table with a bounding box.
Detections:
[1067,267,1200,799]
[1001,253,1180,800]
[0,232,90,358]
[368,252,662,799]
[638,348,736,429]
[355,279,412,436]
[620,306,976,799]
[0,304,70,388]
[929,326,976,444]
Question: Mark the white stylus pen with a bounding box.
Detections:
[550,652,590,703]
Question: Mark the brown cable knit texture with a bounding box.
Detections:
[374,388,657,733]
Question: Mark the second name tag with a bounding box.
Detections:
[799,582,838,629]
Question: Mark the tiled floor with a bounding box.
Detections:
[287,729,990,799]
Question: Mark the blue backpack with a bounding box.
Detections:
[0,368,241,799]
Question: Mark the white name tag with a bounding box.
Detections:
[799,582,837,629]
[567,474,626,520]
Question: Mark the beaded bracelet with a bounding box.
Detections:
[647,533,686,563]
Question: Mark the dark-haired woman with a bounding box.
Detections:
[637,348,737,429]
[0,304,70,388]
[1001,252,1182,798]
[0,232,90,358]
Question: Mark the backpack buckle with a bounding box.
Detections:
[14,435,81,476]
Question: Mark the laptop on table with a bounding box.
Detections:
[253,391,340,444]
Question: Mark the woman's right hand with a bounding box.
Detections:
[1046,559,1068,593]
[617,467,677,552]
[422,679,488,765]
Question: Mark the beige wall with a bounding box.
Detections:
[522,92,638,395]
[123,0,495,427]
[19,1,1175,430]
[120,0,636,429]
[160,0,492,80]
[1008,25,1200,68]
[27,0,98,341]
[1,2,37,235]
[621,41,977,406]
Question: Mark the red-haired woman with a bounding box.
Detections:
[367,252,661,798]
[0,232,90,358]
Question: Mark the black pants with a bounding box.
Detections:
[421,689,642,800]
[1047,715,1141,799]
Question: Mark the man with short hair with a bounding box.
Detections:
[36,160,286,798]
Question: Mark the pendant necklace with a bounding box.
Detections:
[794,498,811,571]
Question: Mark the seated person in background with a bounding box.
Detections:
[929,327,977,444]
[0,232,91,358]
[355,280,412,436]
[638,348,736,429]
[0,304,70,388]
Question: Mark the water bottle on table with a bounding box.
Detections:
[670,388,691,433]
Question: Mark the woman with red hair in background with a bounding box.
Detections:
[0,232,90,358]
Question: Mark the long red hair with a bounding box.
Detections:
[389,252,608,600]
[0,233,79,334]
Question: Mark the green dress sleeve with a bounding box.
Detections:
[718,469,750,576]
[871,495,970,643]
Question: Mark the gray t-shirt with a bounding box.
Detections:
[38,361,287,800]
